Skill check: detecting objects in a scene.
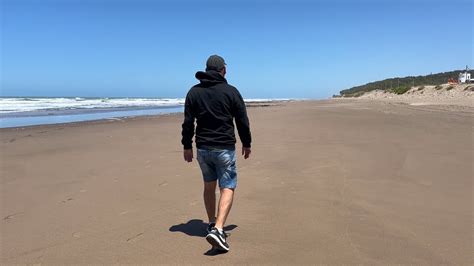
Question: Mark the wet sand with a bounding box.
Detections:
[0,100,472,264]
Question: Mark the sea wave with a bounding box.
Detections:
[0,97,293,114]
[0,97,186,114]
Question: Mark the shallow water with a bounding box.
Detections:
[0,106,184,128]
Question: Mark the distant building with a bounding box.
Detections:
[458,66,474,83]
[458,72,471,83]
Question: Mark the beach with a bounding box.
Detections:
[0,100,472,264]
[339,83,473,108]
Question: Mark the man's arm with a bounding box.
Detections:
[181,91,195,162]
[233,89,252,159]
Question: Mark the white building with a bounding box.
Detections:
[458,67,474,83]
[458,72,471,83]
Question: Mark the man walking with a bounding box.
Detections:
[181,55,252,252]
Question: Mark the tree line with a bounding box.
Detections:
[339,70,464,97]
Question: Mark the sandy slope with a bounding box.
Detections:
[344,84,473,107]
[0,100,472,264]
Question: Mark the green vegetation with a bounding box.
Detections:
[345,91,365,97]
[339,70,463,97]
[390,86,411,95]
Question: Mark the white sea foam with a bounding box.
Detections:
[0,97,186,114]
[0,97,292,114]
[244,98,293,102]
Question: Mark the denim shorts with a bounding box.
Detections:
[196,148,237,189]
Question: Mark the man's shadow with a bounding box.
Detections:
[169,219,238,256]
[169,219,237,237]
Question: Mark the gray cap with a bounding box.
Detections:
[206,55,226,71]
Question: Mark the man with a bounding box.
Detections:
[181,55,252,252]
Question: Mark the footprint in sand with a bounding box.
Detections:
[126,232,144,242]
[61,198,74,203]
[3,212,24,221]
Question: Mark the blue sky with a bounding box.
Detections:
[1,0,472,98]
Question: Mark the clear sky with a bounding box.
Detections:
[1,0,472,98]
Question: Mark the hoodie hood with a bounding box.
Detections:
[195,70,227,85]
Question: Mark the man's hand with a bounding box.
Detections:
[242,147,251,159]
[183,149,193,162]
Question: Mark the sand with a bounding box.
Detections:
[343,83,474,107]
[0,100,472,264]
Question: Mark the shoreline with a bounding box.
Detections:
[0,100,300,130]
[0,111,183,132]
[0,105,184,118]
[2,97,472,131]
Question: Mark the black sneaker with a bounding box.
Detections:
[206,227,230,251]
[206,222,215,234]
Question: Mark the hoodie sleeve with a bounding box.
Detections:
[232,89,252,148]
[181,91,195,149]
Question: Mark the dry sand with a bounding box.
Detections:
[345,83,474,107]
[0,100,472,264]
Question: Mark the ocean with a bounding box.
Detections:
[0,97,288,128]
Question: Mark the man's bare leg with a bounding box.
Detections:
[215,188,234,229]
[203,181,217,223]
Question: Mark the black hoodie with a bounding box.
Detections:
[181,70,251,150]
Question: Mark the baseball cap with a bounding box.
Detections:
[206,55,226,71]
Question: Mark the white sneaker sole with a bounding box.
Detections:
[206,234,230,251]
